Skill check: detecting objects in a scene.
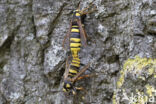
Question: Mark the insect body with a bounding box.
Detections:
[65,9,87,59]
[63,56,90,95]
[67,10,86,79]
[62,1,96,95]
[62,9,87,95]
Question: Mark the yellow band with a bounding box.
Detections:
[70,43,81,47]
[71,29,79,32]
[69,69,78,73]
[73,57,80,61]
[70,48,80,59]
[72,60,80,64]
[63,88,67,92]
[72,25,79,28]
[76,13,80,16]
[70,38,81,42]
[71,63,80,67]
[71,48,80,51]
[66,83,71,88]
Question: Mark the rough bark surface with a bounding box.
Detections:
[0,0,156,104]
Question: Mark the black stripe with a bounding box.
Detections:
[72,59,80,62]
[70,41,81,43]
[72,21,78,25]
[71,62,80,65]
[70,33,80,38]
[81,14,86,24]
[69,72,77,75]
[71,32,80,34]
[70,64,80,69]
[70,46,81,48]
[70,47,81,50]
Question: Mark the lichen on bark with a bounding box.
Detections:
[0,0,156,104]
[113,56,156,104]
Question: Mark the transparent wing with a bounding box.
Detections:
[63,56,70,80]
[77,19,87,47]
[62,21,72,50]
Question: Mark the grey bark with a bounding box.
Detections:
[0,0,156,104]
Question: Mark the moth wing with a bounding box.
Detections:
[77,19,87,47]
[62,21,72,50]
[71,63,90,82]
[63,57,70,80]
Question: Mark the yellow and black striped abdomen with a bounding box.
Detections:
[68,58,80,78]
[70,25,81,58]
[69,25,81,78]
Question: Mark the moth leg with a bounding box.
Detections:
[77,1,81,10]
[81,0,95,13]
[76,74,97,81]
[75,87,85,90]
[75,87,88,99]
[82,6,96,15]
